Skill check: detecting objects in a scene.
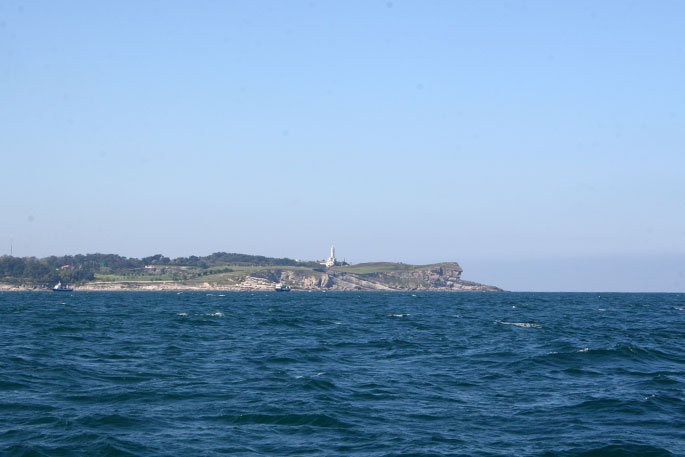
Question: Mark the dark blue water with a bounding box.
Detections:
[1,292,683,457]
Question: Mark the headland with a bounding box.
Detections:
[0,248,501,292]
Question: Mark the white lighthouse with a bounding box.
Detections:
[324,244,336,267]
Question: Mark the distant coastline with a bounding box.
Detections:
[0,251,501,292]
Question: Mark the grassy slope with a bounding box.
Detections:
[88,262,461,285]
[332,262,461,275]
[93,264,319,284]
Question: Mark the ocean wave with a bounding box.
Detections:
[505,342,684,373]
[535,443,675,457]
[201,312,225,317]
[574,344,682,363]
[297,377,337,392]
[202,412,352,428]
[0,379,30,390]
[496,320,542,328]
[0,402,56,412]
[75,413,146,429]
[3,434,152,457]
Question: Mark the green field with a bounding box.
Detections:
[93,264,323,284]
[332,262,414,274]
[332,262,461,275]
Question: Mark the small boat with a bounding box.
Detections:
[52,281,73,292]
[274,283,291,292]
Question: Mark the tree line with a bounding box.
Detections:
[0,256,95,286]
[0,252,319,285]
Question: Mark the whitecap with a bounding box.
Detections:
[333,321,343,325]
[391,313,410,318]
[578,347,590,352]
[496,320,541,328]
[203,312,225,317]
[218,294,225,297]
[177,312,188,316]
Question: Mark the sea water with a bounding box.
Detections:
[0,292,683,456]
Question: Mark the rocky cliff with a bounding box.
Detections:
[244,262,501,292]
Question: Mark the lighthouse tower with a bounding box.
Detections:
[324,244,336,267]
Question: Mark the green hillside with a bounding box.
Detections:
[0,252,469,290]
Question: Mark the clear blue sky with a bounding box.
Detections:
[1,1,684,291]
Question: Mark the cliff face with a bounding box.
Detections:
[249,262,501,292]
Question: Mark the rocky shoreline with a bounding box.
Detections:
[1,263,502,292]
